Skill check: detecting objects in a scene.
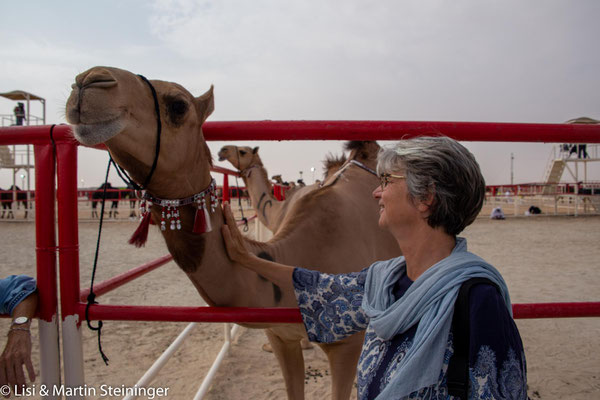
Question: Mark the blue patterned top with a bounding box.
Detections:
[0,275,37,316]
[293,267,528,400]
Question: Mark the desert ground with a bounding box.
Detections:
[0,212,599,399]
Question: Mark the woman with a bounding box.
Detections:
[222,136,527,399]
[0,275,38,390]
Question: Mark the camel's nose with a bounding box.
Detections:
[74,67,118,90]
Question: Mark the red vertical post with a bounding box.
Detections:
[34,142,62,396]
[223,174,230,203]
[34,144,57,321]
[56,142,81,318]
[55,141,86,393]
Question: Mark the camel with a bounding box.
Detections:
[271,174,284,184]
[66,66,401,400]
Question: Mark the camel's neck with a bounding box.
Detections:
[153,190,295,308]
[241,166,283,230]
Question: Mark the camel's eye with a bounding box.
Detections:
[239,150,247,156]
[165,96,189,125]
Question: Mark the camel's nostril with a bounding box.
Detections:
[80,68,118,89]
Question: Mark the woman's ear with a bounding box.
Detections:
[417,191,435,214]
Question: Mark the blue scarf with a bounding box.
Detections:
[361,238,512,399]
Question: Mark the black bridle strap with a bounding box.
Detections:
[114,74,162,191]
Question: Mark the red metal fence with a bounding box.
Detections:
[1,121,600,392]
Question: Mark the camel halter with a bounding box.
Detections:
[110,75,162,191]
[349,159,377,176]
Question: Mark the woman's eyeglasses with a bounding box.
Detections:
[379,173,405,190]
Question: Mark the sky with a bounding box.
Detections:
[1,0,599,190]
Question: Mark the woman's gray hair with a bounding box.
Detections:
[377,136,485,235]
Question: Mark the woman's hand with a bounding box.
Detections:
[221,202,255,264]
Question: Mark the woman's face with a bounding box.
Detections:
[372,172,427,234]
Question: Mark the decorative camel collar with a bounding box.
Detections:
[130,178,219,247]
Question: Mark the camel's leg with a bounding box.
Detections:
[319,332,364,400]
[265,330,305,400]
[262,338,313,353]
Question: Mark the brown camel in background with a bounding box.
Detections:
[218,145,346,233]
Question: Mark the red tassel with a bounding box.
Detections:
[193,207,212,234]
[129,212,152,247]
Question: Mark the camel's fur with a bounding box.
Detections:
[66,66,400,400]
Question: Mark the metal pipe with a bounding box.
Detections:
[79,255,173,301]
[2,121,600,144]
[123,323,197,400]
[34,142,61,398]
[194,324,241,400]
[56,141,85,398]
[80,303,303,323]
[513,302,600,319]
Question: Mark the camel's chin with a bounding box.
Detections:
[72,119,124,146]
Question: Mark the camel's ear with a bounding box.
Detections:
[195,85,214,125]
[252,146,259,154]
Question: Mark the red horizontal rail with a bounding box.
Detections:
[79,304,303,323]
[79,255,173,301]
[513,302,600,319]
[202,120,600,143]
[79,302,600,323]
[211,165,241,176]
[2,121,600,144]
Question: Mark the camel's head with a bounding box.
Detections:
[66,66,214,196]
[217,145,261,172]
[345,141,380,168]
[271,174,283,184]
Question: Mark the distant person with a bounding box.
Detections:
[0,275,38,390]
[490,207,505,220]
[297,179,306,187]
[13,103,26,126]
[528,205,542,215]
[577,144,589,159]
[569,144,578,158]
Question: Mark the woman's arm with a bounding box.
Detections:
[0,291,38,388]
[221,202,294,293]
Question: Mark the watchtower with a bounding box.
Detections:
[542,117,600,212]
[0,90,45,212]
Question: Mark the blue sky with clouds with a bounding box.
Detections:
[1,0,599,188]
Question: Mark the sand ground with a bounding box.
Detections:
[0,215,599,399]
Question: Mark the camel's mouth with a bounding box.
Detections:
[217,149,228,162]
[71,117,124,146]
